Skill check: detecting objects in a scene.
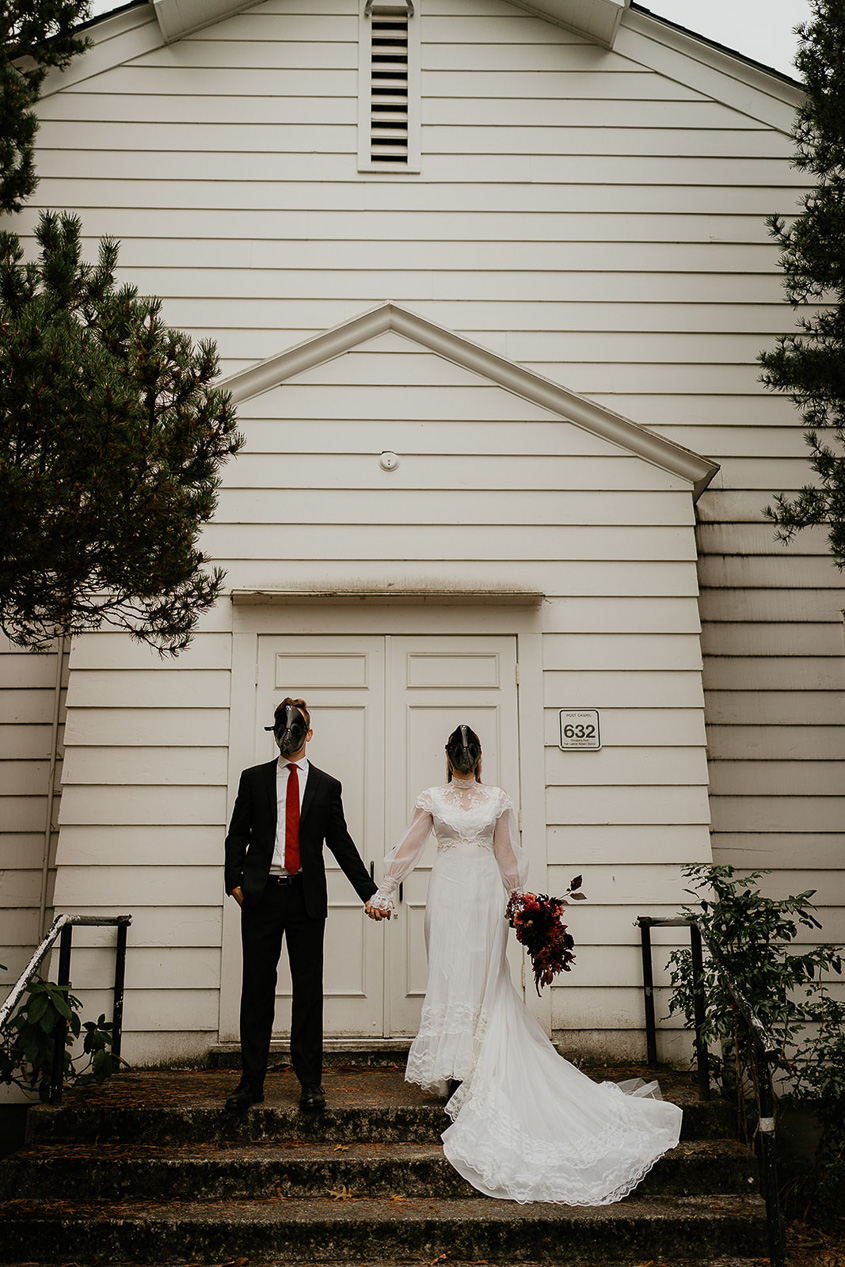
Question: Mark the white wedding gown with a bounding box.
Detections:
[371,779,683,1205]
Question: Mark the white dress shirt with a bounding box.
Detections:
[270,756,309,875]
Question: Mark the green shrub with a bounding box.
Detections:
[667,864,843,1228]
[0,975,116,1101]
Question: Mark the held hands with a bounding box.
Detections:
[232,886,391,919]
[365,899,393,921]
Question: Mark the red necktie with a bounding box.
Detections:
[284,763,300,874]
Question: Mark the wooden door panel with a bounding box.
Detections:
[385,635,520,1034]
[256,636,385,1037]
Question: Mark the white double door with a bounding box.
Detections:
[254,633,520,1039]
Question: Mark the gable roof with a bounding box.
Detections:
[221,302,719,500]
[141,0,630,46]
[65,0,801,131]
[632,2,800,87]
[150,0,245,42]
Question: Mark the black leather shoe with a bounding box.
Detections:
[299,1084,326,1110]
[225,1082,264,1111]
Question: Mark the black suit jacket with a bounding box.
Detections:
[224,759,377,919]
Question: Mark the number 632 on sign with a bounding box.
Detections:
[558,710,601,751]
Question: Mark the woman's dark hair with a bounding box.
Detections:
[445,725,482,783]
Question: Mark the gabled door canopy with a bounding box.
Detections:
[221,301,719,499]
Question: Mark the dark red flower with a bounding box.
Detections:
[505,880,585,995]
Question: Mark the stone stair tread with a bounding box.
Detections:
[3,1064,766,1264]
[24,1065,727,1149]
[6,1136,751,1165]
[1,1135,757,1206]
[8,1139,447,1162]
[0,1190,770,1263]
[28,1063,704,1111]
[2,1191,767,1221]
[0,1259,776,1267]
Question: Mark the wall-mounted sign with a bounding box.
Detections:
[559,710,601,751]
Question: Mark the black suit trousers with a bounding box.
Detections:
[239,878,326,1089]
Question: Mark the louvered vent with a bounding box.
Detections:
[369,4,410,163]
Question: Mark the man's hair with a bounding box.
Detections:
[274,696,310,728]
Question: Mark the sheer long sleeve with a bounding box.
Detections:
[493,801,528,893]
[369,804,433,910]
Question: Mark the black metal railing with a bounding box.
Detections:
[0,913,131,1104]
[636,914,784,1267]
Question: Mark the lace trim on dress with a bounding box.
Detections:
[415,784,513,847]
[436,836,494,853]
[367,891,394,911]
[405,1002,490,1091]
[443,1081,678,1206]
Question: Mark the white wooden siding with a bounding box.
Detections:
[0,637,66,986]
[51,623,231,1061]
[216,339,709,1054]
[4,0,837,1054]
[43,324,711,1057]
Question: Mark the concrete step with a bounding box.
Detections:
[1,1261,775,1267]
[0,1136,758,1201]
[23,1066,735,1148]
[209,1039,413,1068]
[0,1062,766,1265]
[0,1260,776,1267]
[0,1192,768,1265]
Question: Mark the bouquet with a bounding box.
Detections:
[506,876,586,995]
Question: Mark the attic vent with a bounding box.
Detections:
[359,0,419,172]
[370,6,410,162]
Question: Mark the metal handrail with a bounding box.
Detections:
[0,913,131,1104]
[636,914,784,1267]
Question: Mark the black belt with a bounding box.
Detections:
[269,873,302,886]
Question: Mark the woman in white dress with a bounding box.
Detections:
[366,725,683,1206]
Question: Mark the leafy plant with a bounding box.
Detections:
[781,992,845,1229]
[0,975,117,1100]
[0,1,91,215]
[667,864,843,1227]
[0,211,243,654]
[758,0,845,569]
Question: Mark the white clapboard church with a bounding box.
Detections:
[2,0,843,1069]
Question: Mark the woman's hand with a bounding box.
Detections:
[365,900,392,921]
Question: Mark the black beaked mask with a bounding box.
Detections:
[446,724,481,774]
[265,704,309,756]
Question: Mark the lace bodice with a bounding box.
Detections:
[417,783,511,849]
[370,780,527,909]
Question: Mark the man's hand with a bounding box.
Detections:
[365,900,391,921]
[231,886,244,907]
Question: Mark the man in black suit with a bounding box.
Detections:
[224,696,386,1111]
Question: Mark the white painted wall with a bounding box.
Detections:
[40,316,711,1062]
[0,636,66,992]
[1,0,841,1061]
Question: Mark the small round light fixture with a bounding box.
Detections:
[379,451,400,471]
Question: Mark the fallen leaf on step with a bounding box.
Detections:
[389,1194,406,1202]
[334,1144,350,1151]
[328,1185,354,1200]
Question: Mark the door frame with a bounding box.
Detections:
[218,597,548,1040]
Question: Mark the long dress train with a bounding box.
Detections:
[370,779,682,1206]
